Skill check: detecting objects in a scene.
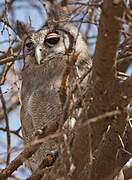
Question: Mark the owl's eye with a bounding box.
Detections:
[26,42,33,48]
[45,37,60,45]
[45,32,60,47]
[24,37,34,51]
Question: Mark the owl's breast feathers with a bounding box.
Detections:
[21,55,92,130]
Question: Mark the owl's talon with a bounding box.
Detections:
[33,126,46,137]
[45,149,58,167]
[47,149,58,158]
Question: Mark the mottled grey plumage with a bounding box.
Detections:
[20,22,91,171]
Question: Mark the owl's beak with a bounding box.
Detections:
[35,45,43,64]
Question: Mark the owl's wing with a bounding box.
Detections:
[20,104,34,143]
[20,62,65,171]
[27,87,63,129]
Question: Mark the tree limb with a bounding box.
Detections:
[0,121,60,179]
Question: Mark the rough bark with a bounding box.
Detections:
[71,1,128,180]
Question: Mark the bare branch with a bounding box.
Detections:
[0,127,22,139]
[0,87,11,165]
[0,121,60,179]
[0,55,22,65]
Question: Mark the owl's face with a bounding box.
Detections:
[24,25,75,64]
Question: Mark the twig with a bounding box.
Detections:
[0,55,22,65]
[82,110,121,127]
[0,127,22,139]
[0,62,13,85]
[0,87,11,165]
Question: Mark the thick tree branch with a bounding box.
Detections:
[92,0,124,112]
[87,0,127,180]
[67,1,127,180]
[93,0,123,81]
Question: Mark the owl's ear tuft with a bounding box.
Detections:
[41,0,69,24]
[16,20,34,40]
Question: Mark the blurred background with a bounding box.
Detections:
[0,0,131,179]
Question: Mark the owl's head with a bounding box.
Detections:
[23,23,88,65]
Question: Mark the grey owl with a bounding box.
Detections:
[20,21,92,172]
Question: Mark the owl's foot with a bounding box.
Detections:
[45,149,58,167]
[39,149,58,169]
[33,126,47,138]
[27,150,58,180]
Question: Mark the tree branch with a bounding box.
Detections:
[0,87,11,165]
[0,121,60,179]
[93,0,123,82]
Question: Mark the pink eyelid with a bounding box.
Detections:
[46,32,60,39]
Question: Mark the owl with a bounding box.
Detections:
[20,21,92,172]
